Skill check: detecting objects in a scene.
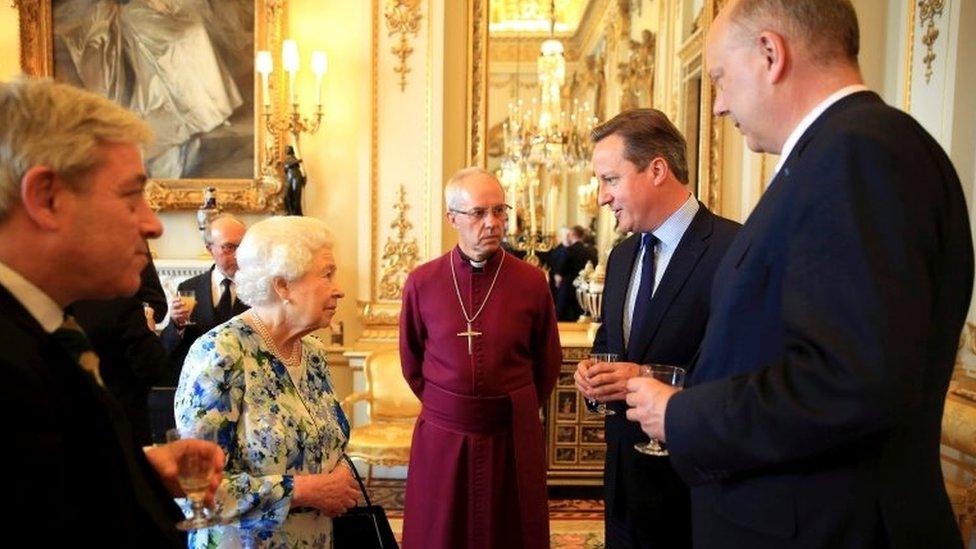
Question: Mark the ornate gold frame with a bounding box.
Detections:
[15,0,288,212]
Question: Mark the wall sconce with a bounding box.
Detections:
[255,39,326,156]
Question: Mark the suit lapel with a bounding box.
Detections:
[605,235,639,355]
[628,208,712,362]
[194,267,217,327]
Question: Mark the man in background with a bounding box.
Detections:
[161,213,248,382]
[575,109,739,548]
[626,1,972,546]
[0,77,223,545]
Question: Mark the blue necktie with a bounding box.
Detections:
[629,233,658,345]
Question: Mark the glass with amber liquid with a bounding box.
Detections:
[178,290,197,326]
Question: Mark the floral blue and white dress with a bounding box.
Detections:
[175,316,350,548]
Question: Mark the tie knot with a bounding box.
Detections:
[641,233,658,250]
[221,278,232,289]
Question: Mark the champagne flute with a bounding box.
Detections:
[633,364,686,456]
[166,428,221,531]
[178,290,197,326]
[586,353,619,416]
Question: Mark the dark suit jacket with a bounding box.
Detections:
[160,266,248,384]
[593,204,739,547]
[667,92,972,548]
[0,287,184,546]
[555,241,591,321]
[71,297,171,446]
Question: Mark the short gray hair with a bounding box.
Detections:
[0,77,152,220]
[444,167,499,211]
[728,0,859,63]
[234,216,335,307]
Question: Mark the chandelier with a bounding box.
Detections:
[499,0,597,265]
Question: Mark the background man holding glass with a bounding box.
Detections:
[625,0,973,546]
[0,77,223,545]
[161,213,248,382]
[574,109,738,548]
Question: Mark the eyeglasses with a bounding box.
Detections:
[212,243,239,254]
[449,204,512,221]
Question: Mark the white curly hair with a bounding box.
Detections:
[234,216,335,307]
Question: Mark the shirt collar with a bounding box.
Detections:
[774,84,869,176]
[0,259,64,333]
[651,193,699,251]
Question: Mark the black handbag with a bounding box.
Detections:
[332,454,399,549]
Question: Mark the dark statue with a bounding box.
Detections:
[283,145,306,216]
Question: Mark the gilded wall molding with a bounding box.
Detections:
[378,185,421,300]
[697,0,726,213]
[917,0,945,85]
[385,0,424,91]
[16,0,288,212]
[468,0,489,167]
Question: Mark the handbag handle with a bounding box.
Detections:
[342,453,373,507]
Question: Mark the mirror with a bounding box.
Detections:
[482,0,661,261]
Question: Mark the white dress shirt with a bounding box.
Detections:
[0,259,63,333]
[773,84,869,178]
[622,194,700,349]
[210,267,237,308]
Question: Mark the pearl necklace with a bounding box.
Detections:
[248,311,303,370]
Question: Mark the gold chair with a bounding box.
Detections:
[341,349,421,481]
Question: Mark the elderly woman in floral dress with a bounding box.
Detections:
[175,216,360,547]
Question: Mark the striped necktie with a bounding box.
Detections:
[51,315,104,387]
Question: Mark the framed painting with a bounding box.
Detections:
[15,0,288,212]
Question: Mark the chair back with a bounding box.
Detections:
[364,349,420,420]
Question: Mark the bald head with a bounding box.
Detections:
[205,215,247,277]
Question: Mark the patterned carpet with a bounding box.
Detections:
[365,479,605,548]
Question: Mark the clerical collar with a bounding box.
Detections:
[456,248,497,272]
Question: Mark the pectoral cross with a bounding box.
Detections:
[457,322,482,355]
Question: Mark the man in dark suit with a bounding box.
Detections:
[554,225,594,321]
[575,109,739,548]
[72,261,172,446]
[0,78,224,545]
[161,214,248,383]
[626,1,973,547]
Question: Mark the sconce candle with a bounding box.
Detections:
[311,51,328,107]
[282,39,300,105]
[255,50,273,108]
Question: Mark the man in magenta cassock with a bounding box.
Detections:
[399,167,562,549]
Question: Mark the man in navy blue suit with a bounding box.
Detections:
[625,1,973,547]
[575,109,739,548]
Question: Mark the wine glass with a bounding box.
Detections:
[585,353,619,416]
[178,290,197,326]
[633,364,687,456]
[166,428,221,531]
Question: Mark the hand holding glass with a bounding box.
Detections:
[166,428,221,531]
[633,364,686,456]
[585,353,619,416]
